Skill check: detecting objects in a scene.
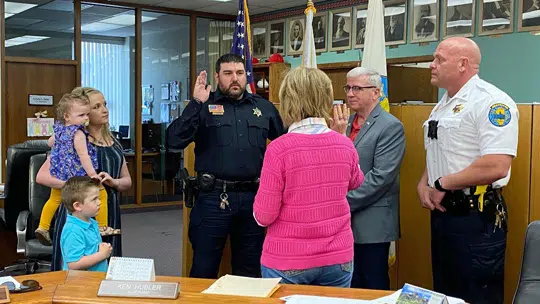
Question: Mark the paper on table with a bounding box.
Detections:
[0,276,21,289]
[281,290,466,304]
[202,274,281,298]
[281,295,373,303]
[373,289,466,304]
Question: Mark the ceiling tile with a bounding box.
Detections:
[156,0,209,10]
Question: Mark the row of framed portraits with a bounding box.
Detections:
[251,0,540,58]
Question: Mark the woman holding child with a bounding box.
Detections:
[36,87,132,271]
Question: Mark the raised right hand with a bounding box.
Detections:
[192,70,212,103]
[99,242,113,258]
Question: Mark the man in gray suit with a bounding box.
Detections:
[333,67,405,290]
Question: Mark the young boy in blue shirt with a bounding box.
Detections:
[60,176,112,271]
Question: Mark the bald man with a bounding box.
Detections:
[417,37,518,304]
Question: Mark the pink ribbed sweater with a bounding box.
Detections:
[253,131,364,270]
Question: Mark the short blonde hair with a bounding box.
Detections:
[71,87,114,145]
[279,67,333,127]
[61,176,100,213]
[55,93,89,124]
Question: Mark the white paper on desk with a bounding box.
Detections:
[202,274,281,297]
[281,295,373,303]
[373,289,466,304]
[0,276,21,289]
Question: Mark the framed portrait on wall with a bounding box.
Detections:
[443,0,475,38]
[353,4,368,49]
[287,17,305,56]
[384,0,407,45]
[329,7,353,51]
[479,0,513,35]
[518,0,540,31]
[268,19,285,55]
[313,12,328,52]
[251,22,268,58]
[410,0,439,43]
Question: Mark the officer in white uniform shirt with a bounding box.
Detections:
[417,37,518,304]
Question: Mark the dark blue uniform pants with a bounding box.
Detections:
[188,190,264,279]
[431,210,506,304]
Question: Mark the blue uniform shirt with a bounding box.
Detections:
[166,90,285,181]
[60,214,108,272]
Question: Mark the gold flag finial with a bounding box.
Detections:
[305,0,316,14]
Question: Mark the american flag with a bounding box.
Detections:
[231,0,256,93]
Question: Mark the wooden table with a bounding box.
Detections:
[13,270,394,303]
[9,271,67,304]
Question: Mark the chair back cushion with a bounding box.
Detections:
[513,221,540,303]
[4,140,49,230]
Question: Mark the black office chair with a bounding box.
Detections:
[3,140,50,231]
[513,221,540,303]
[4,153,52,275]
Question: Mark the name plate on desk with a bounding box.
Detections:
[97,280,179,299]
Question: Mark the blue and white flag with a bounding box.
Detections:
[361,0,390,112]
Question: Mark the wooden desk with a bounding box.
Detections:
[10,271,67,304]
[16,270,393,304]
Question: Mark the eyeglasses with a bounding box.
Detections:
[343,85,377,94]
[1,280,42,293]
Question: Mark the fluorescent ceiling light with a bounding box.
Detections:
[81,23,124,32]
[336,12,351,18]
[223,34,233,40]
[210,0,232,2]
[5,1,36,14]
[5,35,49,47]
[170,55,179,60]
[81,13,156,33]
[99,14,156,26]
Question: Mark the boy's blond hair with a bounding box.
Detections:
[278,67,334,127]
[61,176,100,213]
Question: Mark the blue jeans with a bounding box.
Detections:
[261,261,353,287]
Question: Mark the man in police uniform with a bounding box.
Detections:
[167,53,284,278]
[417,37,518,304]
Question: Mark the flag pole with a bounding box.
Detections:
[302,0,317,68]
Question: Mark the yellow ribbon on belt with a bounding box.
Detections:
[474,185,488,212]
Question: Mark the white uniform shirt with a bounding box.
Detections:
[424,75,519,189]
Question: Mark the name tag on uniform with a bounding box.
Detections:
[209,105,224,115]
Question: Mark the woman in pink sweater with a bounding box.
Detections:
[253,67,364,287]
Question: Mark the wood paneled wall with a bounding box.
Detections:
[5,61,77,147]
[395,105,435,289]
[529,105,540,223]
[181,105,539,304]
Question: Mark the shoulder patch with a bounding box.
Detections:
[488,103,511,127]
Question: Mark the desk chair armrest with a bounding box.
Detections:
[16,210,30,254]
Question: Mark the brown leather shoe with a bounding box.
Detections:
[35,228,52,246]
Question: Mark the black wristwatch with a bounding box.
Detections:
[434,177,447,192]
